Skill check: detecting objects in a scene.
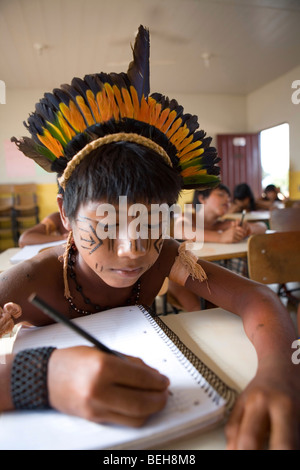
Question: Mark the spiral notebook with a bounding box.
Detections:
[0,305,237,450]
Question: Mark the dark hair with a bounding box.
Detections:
[233,183,256,211]
[61,141,182,219]
[263,184,279,201]
[264,184,277,192]
[192,183,231,210]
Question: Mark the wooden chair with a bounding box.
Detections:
[248,231,300,327]
[270,207,300,232]
[12,184,40,244]
[0,184,16,249]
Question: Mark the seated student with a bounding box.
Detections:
[1,27,299,450]
[18,211,69,247]
[256,184,286,210]
[227,182,257,213]
[169,184,266,307]
[175,184,266,244]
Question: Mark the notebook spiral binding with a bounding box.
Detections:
[140,305,238,412]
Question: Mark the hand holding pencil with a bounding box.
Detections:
[28,293,170,426]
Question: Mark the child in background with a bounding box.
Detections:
[18,211,69,247]
[0,26,299,450]
[228,182,257,213]
[256,184,286,210]
[174,185,266,244]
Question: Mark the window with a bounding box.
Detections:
[260,123,290,197]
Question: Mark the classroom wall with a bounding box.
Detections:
[246,65,300,199]
[0,88,57,185]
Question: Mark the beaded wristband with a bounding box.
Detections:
[11,347,56,410]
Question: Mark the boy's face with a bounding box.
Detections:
[67,200,165,289]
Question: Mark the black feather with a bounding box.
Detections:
[127,25,150,100]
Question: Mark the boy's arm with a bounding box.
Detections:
[0,253,61,327]
[185,260,300,449]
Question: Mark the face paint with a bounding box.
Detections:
[71,200,164,288]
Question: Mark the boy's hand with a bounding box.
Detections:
[48,346,170,427]
[225,358,300,449]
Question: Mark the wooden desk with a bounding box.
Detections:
[0,241,248,274]
[192,240,248,262]
[0,248,20,273]
[221,210,270,223]
[0,240,66,273]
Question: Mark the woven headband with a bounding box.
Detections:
[12,25,220,191]
[58,133,172,189]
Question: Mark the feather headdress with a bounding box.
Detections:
[12,25,220,190]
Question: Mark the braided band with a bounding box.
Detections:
[11,347,56,410]
[58,133,172,189]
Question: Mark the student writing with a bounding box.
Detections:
[0,26,299,450]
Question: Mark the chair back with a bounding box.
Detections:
[13,184,38,211]
[248,231,300,285]
[0,184,14,214]
[270,207,300,232]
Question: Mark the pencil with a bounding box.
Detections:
[28,293,126,360]
[239,209,246,227]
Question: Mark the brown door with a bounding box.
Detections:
[216,133,262,199]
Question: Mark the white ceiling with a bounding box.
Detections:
[0,0,299,96]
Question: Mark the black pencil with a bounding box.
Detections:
[28,293,125,360]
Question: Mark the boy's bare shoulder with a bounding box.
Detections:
[0,245,65,317]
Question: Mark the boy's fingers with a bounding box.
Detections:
[269,401,299,450]
[101,354,170,392]
[95,384,169,420]
[226,393,269,450]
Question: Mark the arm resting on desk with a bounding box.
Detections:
[185,260,300,450]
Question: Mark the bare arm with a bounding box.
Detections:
[18,212,68,247]
[185,260,300,449]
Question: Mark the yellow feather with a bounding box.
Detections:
[47,122,67,145]
[161,110,177,133]
[121,88,134,118]
[179,140,202,158]
[179,147,204,164]
[181,167,206,177]
[86,90,101,123]
[173,132,193,149]
[60,102,86,133]
[112,86,127,118]
[166,117,182,139]
[37,129,64,158]
[138,96,150,123]
[57,113,76,141]
[105,84,120,121]
[76,96,95,126]
[130,86,140,119]
[156,107,171,130]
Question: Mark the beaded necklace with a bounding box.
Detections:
[66,242,141,316]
